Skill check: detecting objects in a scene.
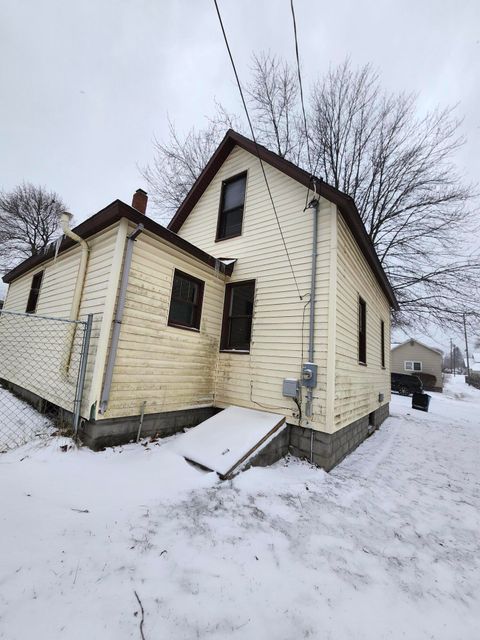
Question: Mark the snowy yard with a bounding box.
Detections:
[1,376,479,639]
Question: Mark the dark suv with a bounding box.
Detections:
[391,372,423,396]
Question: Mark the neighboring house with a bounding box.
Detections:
[391,339,443,391]
[470,352,480,373]
[0,129,398,470]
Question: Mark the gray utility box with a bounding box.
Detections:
[283,378,299,399]
[301,362,318,388]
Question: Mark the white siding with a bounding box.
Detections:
[178,146,334,431]
[334,214,391,430]
[102,228,227,419]
[0,225,122,417]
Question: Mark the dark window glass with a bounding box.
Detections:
[217,173,247,240]
[221,281,255,351]
[413,362,422,371]
[381,320,385,368]
[25,271,44,314]
[168,270,204,330]
[358,297,367,364]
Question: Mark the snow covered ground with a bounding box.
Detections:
[0,386,54,452]
[1,376,479,639]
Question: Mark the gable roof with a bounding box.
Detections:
[2,200,234,284]
[391,338,444,356]
[168,129,399,310]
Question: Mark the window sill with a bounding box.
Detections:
[167,323,200,333]
[215,232,242,243]
[220,349,250,355]
[358,361,367,367]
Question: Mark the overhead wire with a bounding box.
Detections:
[212,0,303,300]
[289,0,313,176]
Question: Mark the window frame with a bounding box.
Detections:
[167,269,205,332]
[215,171,247,242]
[380,319,385,368]
[358,296,367,365]
[25,271,44,314]
[405,360,422,372]
[220,279,256,353]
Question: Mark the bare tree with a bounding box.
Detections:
[142,55,478,328]
[310,60,478,327]
[0,183,66,272]
[246,52,303,162]
[142,105,241,225]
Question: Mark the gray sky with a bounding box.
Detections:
[1,0,479,348]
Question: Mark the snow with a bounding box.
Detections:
[0,386,54,452]
[169,405,285,476]
[1,376,480,639]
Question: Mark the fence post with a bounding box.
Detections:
[73,314,93,438]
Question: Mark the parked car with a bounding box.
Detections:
[391,372,423,396]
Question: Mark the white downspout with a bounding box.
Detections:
[60,212,90,322]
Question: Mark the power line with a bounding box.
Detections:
[289,0,313,175]
[212,0,303,300]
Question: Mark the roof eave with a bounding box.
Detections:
[2,200,234,284]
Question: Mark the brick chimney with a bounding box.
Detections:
[132,188,148,214]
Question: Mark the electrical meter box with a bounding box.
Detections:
[282,378,299,399]
[301,362,318,388]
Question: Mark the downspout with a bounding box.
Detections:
[305,186,320,419]
[60,212,89,322]
[98,223,144,414]
[60,212,90,373]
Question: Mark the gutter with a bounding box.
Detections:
[99,223,144,414]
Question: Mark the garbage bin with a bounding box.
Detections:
[412,392,431,412]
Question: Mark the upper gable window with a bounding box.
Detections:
[25,271,44,314]
[216,172,247,241]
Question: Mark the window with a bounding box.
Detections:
[381,320,385,368]
[405,361,422,372]
[25,271,44,314]
[167,270,204,330]
[216,173,247,241]
[358,297,367,364]
[221,281,255,351]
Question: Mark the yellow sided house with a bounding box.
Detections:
[0,130,398,470]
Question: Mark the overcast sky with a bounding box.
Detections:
[1,0,479,347]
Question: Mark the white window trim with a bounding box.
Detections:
[404,360,422,372]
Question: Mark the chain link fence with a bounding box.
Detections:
[0,310,92,452]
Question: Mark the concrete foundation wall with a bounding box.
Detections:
[80,406,219,450]
[2,378,390,472]
[290,403,389,470]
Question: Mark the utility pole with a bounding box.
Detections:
[453,342,456,376]
[463,312,471,379]
[450,338,453,375]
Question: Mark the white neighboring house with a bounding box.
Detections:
[470,352,480,373]
[391,338,443,391]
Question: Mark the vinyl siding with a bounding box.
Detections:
[334,213,391,430]
[391,342,443,389]
[0,225,121,416]
[178,145,334,431]
[102,228,227,419]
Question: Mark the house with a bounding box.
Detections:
[391,339,443,391]
[0,130,398,470]
[470,352,480,373]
